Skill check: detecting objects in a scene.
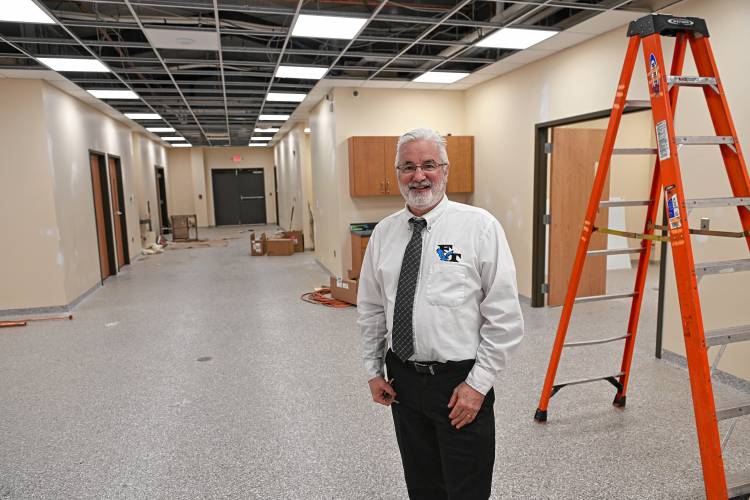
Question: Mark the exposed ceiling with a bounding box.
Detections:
[0,0,683,147]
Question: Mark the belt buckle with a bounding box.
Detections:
[413,361,436,375]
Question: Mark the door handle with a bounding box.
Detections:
[240,196,263,200]
[380,181,385,194]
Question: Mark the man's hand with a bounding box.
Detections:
[447,382,485,429]
[368,376,397,406]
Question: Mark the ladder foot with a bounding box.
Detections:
[534,408,548,422]
[613,395,627,408]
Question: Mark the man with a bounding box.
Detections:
[357,128,524,500]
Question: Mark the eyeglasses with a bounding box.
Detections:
[396,160,447,174]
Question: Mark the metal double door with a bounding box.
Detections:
[212,168,266,225]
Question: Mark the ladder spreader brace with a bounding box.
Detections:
[533,13,750,500]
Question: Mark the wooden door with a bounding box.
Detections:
[548,128,609,306]
[108,157,126,270]
[90,154,112,281]
[383,136,399,196]
[348,137,386,196]
[446,136,474,193]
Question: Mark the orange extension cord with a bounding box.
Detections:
[301,287,352,308]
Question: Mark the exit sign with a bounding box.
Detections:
[232,155,241,163]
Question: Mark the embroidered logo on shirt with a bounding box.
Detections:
[436,244,462,263]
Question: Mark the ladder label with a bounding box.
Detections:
[648,54,661,96]
[666,190,682,229]
[656,120,671,160]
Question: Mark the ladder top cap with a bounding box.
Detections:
[627,14,709,38]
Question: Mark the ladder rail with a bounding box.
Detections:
[535,35,643,420]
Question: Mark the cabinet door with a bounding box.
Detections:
[349,137,386,196]
[384,136,400,196]
[446,136,474,193]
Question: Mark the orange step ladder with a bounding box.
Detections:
[533,14,750,500]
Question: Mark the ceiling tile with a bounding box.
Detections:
[143,29,219,51]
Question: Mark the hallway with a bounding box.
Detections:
[0,229,747,499]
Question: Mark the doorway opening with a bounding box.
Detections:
[107,156,130,269]
[155,166,170,234]
[89,152,116,281]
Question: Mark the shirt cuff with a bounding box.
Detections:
[465,364,494,395]
[364,358,384,381]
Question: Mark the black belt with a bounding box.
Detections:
[389,350,474,376]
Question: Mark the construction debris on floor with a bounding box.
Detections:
[249,230,304,257]
[301,286,352,308]
[167,239,230,250]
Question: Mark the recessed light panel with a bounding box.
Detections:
[275,65,327,80]
[267,93,307,102]
[37,57,109,73]
[146,127,175,133]
[475,27,557,49]
[125,113,161,120]
[254,127,279,133]
[292,14,366,40]
[413,71,469,84]
[259,114,289,121]
[162,137,186,141]
[0,0,55,24]
[171,143,192,148]
[304,128,311,133]
[251,137,273,141]
[249,143,268,147]
[87,89,138,99]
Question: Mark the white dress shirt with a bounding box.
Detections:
[357,195,524,395]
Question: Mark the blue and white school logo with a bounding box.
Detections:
[436,244,462,263]
[649,53,660,96]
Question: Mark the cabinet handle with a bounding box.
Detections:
[380,181,385,193]
[386,179,390,194]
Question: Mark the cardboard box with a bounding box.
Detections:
[250,232,266,256]
[330,276,358,305]
[266,238,295,256]
[347,268,359,280]
[282,230,304,253]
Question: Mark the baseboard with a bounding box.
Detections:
[662,349,750,394]
[0,282,101,319]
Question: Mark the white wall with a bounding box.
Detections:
[274,125,305,232]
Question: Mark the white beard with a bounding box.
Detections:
[399,173,447,211]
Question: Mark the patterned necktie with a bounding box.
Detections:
[392,217,428,362]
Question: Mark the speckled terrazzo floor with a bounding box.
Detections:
[0,226,747,499]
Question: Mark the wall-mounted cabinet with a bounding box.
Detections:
[348,135,474,197]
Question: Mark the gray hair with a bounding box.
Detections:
[395,128,449,167]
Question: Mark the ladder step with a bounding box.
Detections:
[666,75,718,87]
[554,372,625,389]
[564,334,629,348]
[587,248,643,256]
[612,147,657,155]
[705,324,750,347]
[575,292,636,304]
[675,135,735,145]
[624,99,651,109]
[727,470,750,499]
[599,199,651,208]
[716,399,750,421]
[695,258,750,278]
[685,197,750,209]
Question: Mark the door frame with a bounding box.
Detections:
[89,150,116,282]
[107,154,130,268]
[531,104,669,357]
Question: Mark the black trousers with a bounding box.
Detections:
[385,350,496,500]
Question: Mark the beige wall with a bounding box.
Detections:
[0,78,168,311]
[274,125,305,232]
[0,80,66,309]
[167,146,276,227]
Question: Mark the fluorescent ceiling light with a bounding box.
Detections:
[146,127,175,133]
[37,57,109,73]
[162,137,186,141]
[251,137,273,141]
[413,71,469,84]
[259,114,289,121]
[171,143,192,148]
[475,27,557,49]
[275,65,328,80]
[267,92,307,102]
[125,112,161,120]
[0,0,55,24]
[254,127,279,133]
[87,89,138,99]
[292,14,366,40]
[304,128,311,133]
[249,143,268,147]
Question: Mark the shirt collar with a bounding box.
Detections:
[401,195,449,230]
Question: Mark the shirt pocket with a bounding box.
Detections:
[425,265,466,308]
